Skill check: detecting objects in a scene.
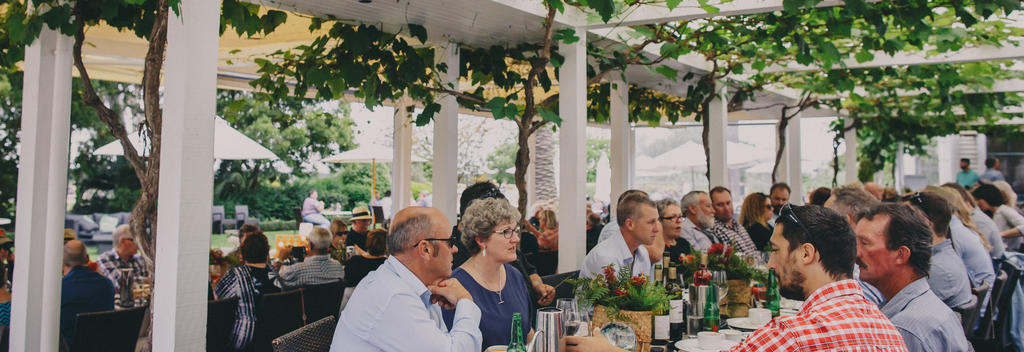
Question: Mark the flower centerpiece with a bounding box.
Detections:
[570,265,670,352]
[675,244,770,317]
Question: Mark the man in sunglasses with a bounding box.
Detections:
[331,207,482,352]
[855,203,969,352]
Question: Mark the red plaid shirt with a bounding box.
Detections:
[730,280,908,352]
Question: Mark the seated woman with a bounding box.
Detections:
[344,228,387,288]
[329,219,349,262]
[301,189,330,227]
[534,209,559,251]
[739,192,773,251]
[442,198,534,350]
[214,233,280,352]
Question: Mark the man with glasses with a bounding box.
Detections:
[707,186,760,258]
[96,224,149,291]
[580,193,659,279]
[331,207,482,352]
[855,203,969,352]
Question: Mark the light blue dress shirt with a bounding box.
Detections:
[926,239,973,309]
[880,278,970,352]
[950,216,996,288]
[993,205,1024,252]
[596,217,620,244]
[979,168,1006,183]
[580,231,651,279]
[330,256,483,352]
[972,207,1006,259]
[679,218,713,251]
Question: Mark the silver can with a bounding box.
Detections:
[534,307,564,352]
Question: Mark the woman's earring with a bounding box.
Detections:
[482,246,487,257]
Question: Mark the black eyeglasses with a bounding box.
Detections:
[421,236,458,248]
[779,203,812,240]
[902,192,925,206]
[660,215,683,222]
[493,226,522,239]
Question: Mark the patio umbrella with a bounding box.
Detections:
[320,144,426,204]
[94,117,279,160]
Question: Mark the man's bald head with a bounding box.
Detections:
[388,207,447,255]
[63,240,89,268]
[864,182,884,200]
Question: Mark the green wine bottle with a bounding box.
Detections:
[509,312,527,352]
[767,268,781,317]
[703,284,720,332]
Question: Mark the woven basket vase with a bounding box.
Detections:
[592,305,653,352]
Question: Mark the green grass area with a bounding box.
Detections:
[79,230,300,259]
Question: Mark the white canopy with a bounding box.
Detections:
[643,140,773,171]
[94,117,278,160]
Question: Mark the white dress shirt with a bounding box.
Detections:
[580,231,652,279]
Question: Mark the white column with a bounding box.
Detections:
[526,133,536,212]
[844,119,859,184]
[393,99,414,214]
[11,27,72,352]
[708,83,729,188]
[894,143,905,191]
[609,77,629,215]
[786,113,804,205]
[433,42,459,225]
[558,28,587,273]
[152,0,219,349]
[937,135,955,184]
[627,128,637,188]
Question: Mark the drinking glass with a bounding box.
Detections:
[712,270,728,302]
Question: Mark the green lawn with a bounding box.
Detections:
[81,230,300,258]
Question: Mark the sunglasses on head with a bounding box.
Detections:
[902,192,925,206]
[779,203,812,240]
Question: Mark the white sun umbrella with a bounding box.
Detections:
[94,117,279,160]
[320,144,427,204]
[594,153,611,203]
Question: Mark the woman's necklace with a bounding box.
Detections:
[468,259,505,304]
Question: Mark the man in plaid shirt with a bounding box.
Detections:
[96,224,149,291]
[707,187,761,259]
[730,204,907,351]
[275,226,344,290]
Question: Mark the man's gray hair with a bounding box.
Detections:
[112,224,132,245]
[656,198,680,217]
[829,184,879,221]
[680,191,706,216]
[308,226,333,253]
[459,198,521,255]
[63,242,88,267]
[387,214,433,255]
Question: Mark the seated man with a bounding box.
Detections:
[61,240,115,340]
[568,204,909,352]
[345,206,372,251]
[596,190,649,244]
[855,203,970,352]
[706,186,760,258]
[902,192,973,309]
[302,189,330,227]
[275,226,344,290]
[824,184,886,305]
[580,192,658,279]
[96,225,149,291]
[679,190,717,252]
[330,207,482,351]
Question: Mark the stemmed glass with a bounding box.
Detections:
[712,270,728,303]
[557,298,591,336]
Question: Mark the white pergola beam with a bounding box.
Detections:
[786,113,804,204]
[609,76,630,214]
[11,26,73,352]
[582,0,860,29]
[815,78,1024,100]
[558,27,587,273]
[152,0,220,349]
[393,98,414,215]
[762,45,1024,74]
[844,119,859,183]
[433,41,459,226]
[709,82,729,188]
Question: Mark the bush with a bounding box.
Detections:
[259,218,297,231]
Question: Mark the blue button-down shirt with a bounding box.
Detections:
[679,218,714,252]
[980,168,1006,183]
[330,256,482,352]
[880,278,970,352]
[580,230,651,279]
[972,207,1005,259]
[950,216,996,289]
[927,239,973,309]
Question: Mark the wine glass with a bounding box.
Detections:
[712,270,728,302]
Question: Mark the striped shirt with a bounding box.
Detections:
[731,280,908,352]
[707,218,761,260]
[96,249,149,291]
[276,254,344,290]
[214,265,280,351]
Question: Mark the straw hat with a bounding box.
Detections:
[350,206,372,221]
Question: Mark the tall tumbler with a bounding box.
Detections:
[534,307,565,352]
[118,267,134,308]
[687,284,711,337]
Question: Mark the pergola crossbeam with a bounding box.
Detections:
[760,45,1024,73]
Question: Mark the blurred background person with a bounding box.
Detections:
[739,192,773,251]
[214,233,280,351]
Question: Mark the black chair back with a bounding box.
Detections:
[953,295,979,335]
[236,205,258,228]
[540,270,580,308]
[68,305,146,352]
[207,297,240,352]
[301,280,345,325]
[271,316,337,352]
[992,260,1022,351]
[977,269,1008,340]
[526,251,558,276]
[253,290,304,352]
[212,205,225,234]
[293,207,303,228]
[960,281,990,337]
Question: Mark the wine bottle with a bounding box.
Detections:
[703,284,720,332]
[652,303,671,347]
[509,312,526,352]
[767,268,781,317]
[662,256,670,282]
[653,264,663,286]
[693,252,712,286]
[668,266,684,341]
